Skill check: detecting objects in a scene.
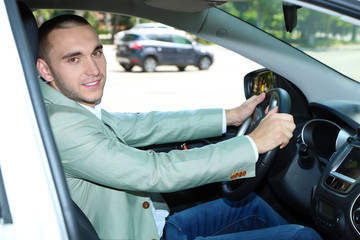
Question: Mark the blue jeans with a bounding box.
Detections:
[163,193,322,240]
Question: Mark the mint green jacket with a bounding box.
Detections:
[40,81,256,240]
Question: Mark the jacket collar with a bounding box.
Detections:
[39,77,82,110]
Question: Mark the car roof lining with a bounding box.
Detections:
[144,0,252,13]
[144,0,226,13]
[25,0,250,13]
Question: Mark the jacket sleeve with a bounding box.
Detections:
[104,109,224,147]
[48,106,256,193]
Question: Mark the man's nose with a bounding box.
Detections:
[85,59,100,76]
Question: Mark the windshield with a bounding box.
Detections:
[218,0,360,82]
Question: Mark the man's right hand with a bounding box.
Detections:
[247,106,296,154]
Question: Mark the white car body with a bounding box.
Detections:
[0,0,68,239]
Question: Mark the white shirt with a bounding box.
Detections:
[80,104,258,237]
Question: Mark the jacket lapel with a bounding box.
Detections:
[101,114,127,144]
[40,78,127,144]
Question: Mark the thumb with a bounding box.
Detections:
[267,106,279,115]
[256,92,266,104]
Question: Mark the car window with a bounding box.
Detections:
[122,34,141,41]
[149,34,172,42]
[145,33,157,40]
[33,10,263,112]
[172,35,192,45]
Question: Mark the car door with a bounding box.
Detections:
[169,34,196,65]
[150,33,177,64]
[1,0,90,239]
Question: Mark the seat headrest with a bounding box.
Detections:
[17,1,38,63]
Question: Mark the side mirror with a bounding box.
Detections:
[244,69,276,99]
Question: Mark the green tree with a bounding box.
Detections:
[33,9,98,29]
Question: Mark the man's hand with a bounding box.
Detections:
[225,92,266,127]
[248,107,296,154]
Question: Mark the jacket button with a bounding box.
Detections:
[142,201,150,209]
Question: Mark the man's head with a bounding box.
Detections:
[37,14,106,108]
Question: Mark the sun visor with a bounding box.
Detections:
[144,0,249,13]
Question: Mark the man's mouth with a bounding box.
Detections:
[83,79,101,87]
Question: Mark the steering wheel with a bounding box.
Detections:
[221,88,291,201]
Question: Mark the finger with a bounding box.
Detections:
[279,123,295,148]
[280,142,289,149]
[265,106,278,116]
[278,130,291,148]
[280,132,292,148]
[248,92,265,107]
[277,117,295,136]
[265,105,269,114]
[278,115,295,128]
[257,92,266,103]
[276,113,294,121]
[283,127,294,141]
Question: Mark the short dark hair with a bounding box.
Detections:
[38,14,92,62]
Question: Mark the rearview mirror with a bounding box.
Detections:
[244,69,275,99]
[282,2,301,32]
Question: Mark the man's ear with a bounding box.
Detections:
[36,58,53,83]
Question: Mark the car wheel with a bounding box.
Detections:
[177,66,186,71]
[142,56,157,72]
[198,56,212,70]
[120,63,134,72]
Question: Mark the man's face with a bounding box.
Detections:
[37,25,106,108]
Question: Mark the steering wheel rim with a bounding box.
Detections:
[222,88,291,201]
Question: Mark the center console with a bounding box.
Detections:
[311,134,360,239]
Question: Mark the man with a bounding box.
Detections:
[36,15,321,240]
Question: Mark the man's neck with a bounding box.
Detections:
[79,102,102,120]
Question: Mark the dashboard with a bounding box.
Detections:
[244,69,360,239]
[269,99,360,240]
[311,132,360,240]
[305,102,360,239]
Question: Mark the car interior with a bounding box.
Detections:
[6,0,360,239]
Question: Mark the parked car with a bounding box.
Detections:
[130,22,174,30]
[113,22,174,46]
[115,28,214,72]
[2,0,360,239]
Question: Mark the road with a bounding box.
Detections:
[101,44,263,113]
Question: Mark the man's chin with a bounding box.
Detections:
[86,96,103,106]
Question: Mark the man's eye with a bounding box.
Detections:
[68,58,78,63]
[93,50,102,57]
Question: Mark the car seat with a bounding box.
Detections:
[17,1,38,63]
